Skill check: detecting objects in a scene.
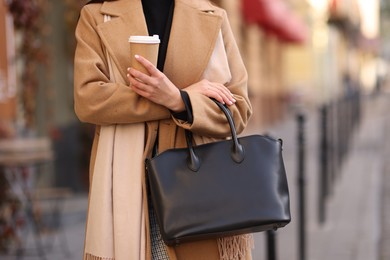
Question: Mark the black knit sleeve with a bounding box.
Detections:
[171,90,193,123]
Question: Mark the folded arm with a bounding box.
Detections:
[74,7,172,125]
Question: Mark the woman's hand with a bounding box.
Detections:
[127,55,237,112]
[127,55,185,112]
[183,79,236,106]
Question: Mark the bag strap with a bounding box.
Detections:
[185,99,245,172]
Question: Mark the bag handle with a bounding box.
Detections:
[185,99,245,172]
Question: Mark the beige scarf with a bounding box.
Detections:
[84,123,146,260]
[84,15,146,260]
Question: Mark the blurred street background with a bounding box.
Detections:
[0,0,390,259]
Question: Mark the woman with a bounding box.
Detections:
[74,0,253,259]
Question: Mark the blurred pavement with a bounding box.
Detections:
[1,91,389,260]
[0,194,87,260]
[245,91,390,260]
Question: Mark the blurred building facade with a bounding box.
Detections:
[0,0,383,189]
[218,0,381,128]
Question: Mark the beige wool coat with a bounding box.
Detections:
[74,0,253,259]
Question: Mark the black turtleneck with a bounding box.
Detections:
[141,0,174,71]
[141,0,173,37]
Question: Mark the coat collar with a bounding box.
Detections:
[96,0,223,87]
[100,0,218,17]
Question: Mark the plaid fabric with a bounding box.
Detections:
[149,203,170,259]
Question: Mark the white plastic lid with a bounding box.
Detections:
[128,35,160,44]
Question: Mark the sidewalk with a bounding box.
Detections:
[379,93,390,260]
[0,194,88,260]
[246,92,390,260]
[1,93,388,260]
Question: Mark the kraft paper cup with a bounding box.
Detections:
[129,35,160,75]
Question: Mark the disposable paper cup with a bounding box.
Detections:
[129,35,160,75]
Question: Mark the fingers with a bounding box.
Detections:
[183,79,237,106]
[212,83,236,105]
[127,67,150,83]
[131,83,150,98]
[134,55,159,76]
[127,65,180,110]
[128,76,150,96]
[127,55,163,86]
[205,87,225,104]
[127,69,152,95]
[206,81,236,106]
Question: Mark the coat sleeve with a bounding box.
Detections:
[173,10,252,138]
[74,6,171,125]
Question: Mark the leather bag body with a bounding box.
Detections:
[146,100,291,246]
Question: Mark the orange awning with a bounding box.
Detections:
[242,0,308,44]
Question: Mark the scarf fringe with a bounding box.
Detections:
[84,253,115,260]
[218,234,254,260]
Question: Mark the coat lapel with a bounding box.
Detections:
[95,0,223,87]
[97,0,148,81]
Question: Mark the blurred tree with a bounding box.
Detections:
[6,0,49,129]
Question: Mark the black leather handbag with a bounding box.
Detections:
[145,100,291,246]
